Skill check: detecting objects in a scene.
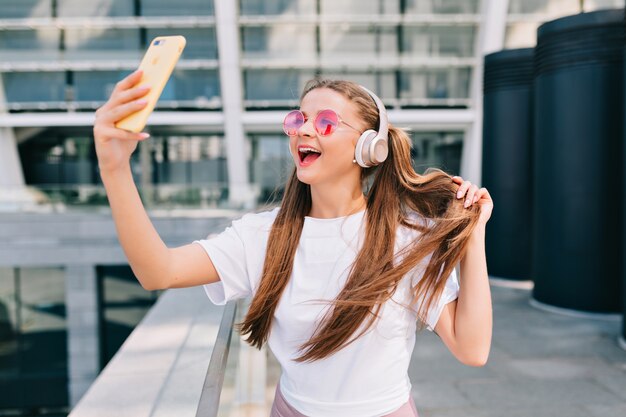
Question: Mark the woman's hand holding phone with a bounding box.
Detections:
[93,69,152,174]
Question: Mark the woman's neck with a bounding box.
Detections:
[308,183,366,219]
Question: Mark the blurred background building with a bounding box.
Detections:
[0,0,624,416]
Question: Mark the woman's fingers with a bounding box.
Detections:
[465,184,479,208]
[103,99,148,124]
[95,70,146,121]
[98,126,150,142]
[109,85,151,108]
[452,176,486,208]
[456,179,471,199]
[112,69,143,96]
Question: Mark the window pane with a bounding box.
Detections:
[2,72,65,103]
[320,25,397,59]
[508,0,578,14]
[141,0,214,16]
[411,132,463,175]
[505,23,542,49]
[242,25,315,59]
[244,69,314,103]
[0,267,68,408]
[0,0,52,18]
[0,268,17,377]
[98,266,160,367]
[57,0,133,17]
[320,0,399,14]
[73,70,126,102]
[399,68,471,100]
[404,0,479,14]
[145,28,218,59]
[151,136,228,185]
[249,135,291,200]
[401,26,476,58]
[318,71,396,102]
[64,28,141,61]
[240,0,315,15]
[0,29,60,62]
[19,268,66,375]
[164,69,221,103]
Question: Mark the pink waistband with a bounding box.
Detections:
[269,382,419,417]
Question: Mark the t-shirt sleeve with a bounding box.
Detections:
[192,217,252,306]
[424,266,460,332]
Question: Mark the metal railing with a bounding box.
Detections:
[195,299,239,417]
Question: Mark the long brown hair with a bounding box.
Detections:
[237,79,482,363]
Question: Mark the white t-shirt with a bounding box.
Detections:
[193,207,460,417]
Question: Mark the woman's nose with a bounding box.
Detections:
[298,118,316,137]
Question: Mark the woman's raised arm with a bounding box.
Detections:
[94,70,220,290]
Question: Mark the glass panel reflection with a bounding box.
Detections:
[0,0,52,18]
[411,132,463,175]
[165,69,221,103]
[249,135,292,203]
[2,72,65,103]
[151,135,229,186]
[0,267,68,409]
[319,25,397,58]
[404,0,480,14]
[141,0,215,16]
[505,23,542,49]
[73,70,126,102]
[401,26,476,57]
[64,28,141,61]
[508,0,579,14]
[146,28,218,59]
[399,68,471,100]
[240,0,315,15]
[57,0,134,17]
[242,25,316,59]
[0,29,60,62]
[244,69,314,102]
[98,265,161,367]
[0,268,17,378]
[317,71,396,102]
[320,0,400,14]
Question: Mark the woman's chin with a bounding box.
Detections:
[295,170,316,185]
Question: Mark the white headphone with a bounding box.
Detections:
[354,85,389,168]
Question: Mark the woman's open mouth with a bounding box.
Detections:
[298,146,321,167]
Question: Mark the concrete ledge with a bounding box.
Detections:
[69,285,224,417]
[0,209,243,266]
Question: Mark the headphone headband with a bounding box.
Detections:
[353,85,389,168]
[358,85,388,142]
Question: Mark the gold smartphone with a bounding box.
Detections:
[115,35,186,133]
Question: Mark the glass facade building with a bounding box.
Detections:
[1,0,625,414]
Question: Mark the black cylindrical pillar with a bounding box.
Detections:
[622,6,626,347]
[532,9,623,313]
[482,48,534,281]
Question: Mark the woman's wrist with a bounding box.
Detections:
[99,163,132,179]
[470,222,486,241]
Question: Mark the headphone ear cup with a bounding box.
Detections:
[369,136,389,165]
[355,129,377,167]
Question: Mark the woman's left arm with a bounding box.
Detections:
[455,224,492,365]
[433,176,493,366]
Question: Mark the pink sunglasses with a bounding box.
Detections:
[283,109,361,137]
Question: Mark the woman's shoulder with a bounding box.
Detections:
[235,206,280,231]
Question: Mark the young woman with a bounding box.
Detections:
[93,70,493,417]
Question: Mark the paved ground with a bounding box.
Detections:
[407,279,626,417]
[225,279,625,417]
